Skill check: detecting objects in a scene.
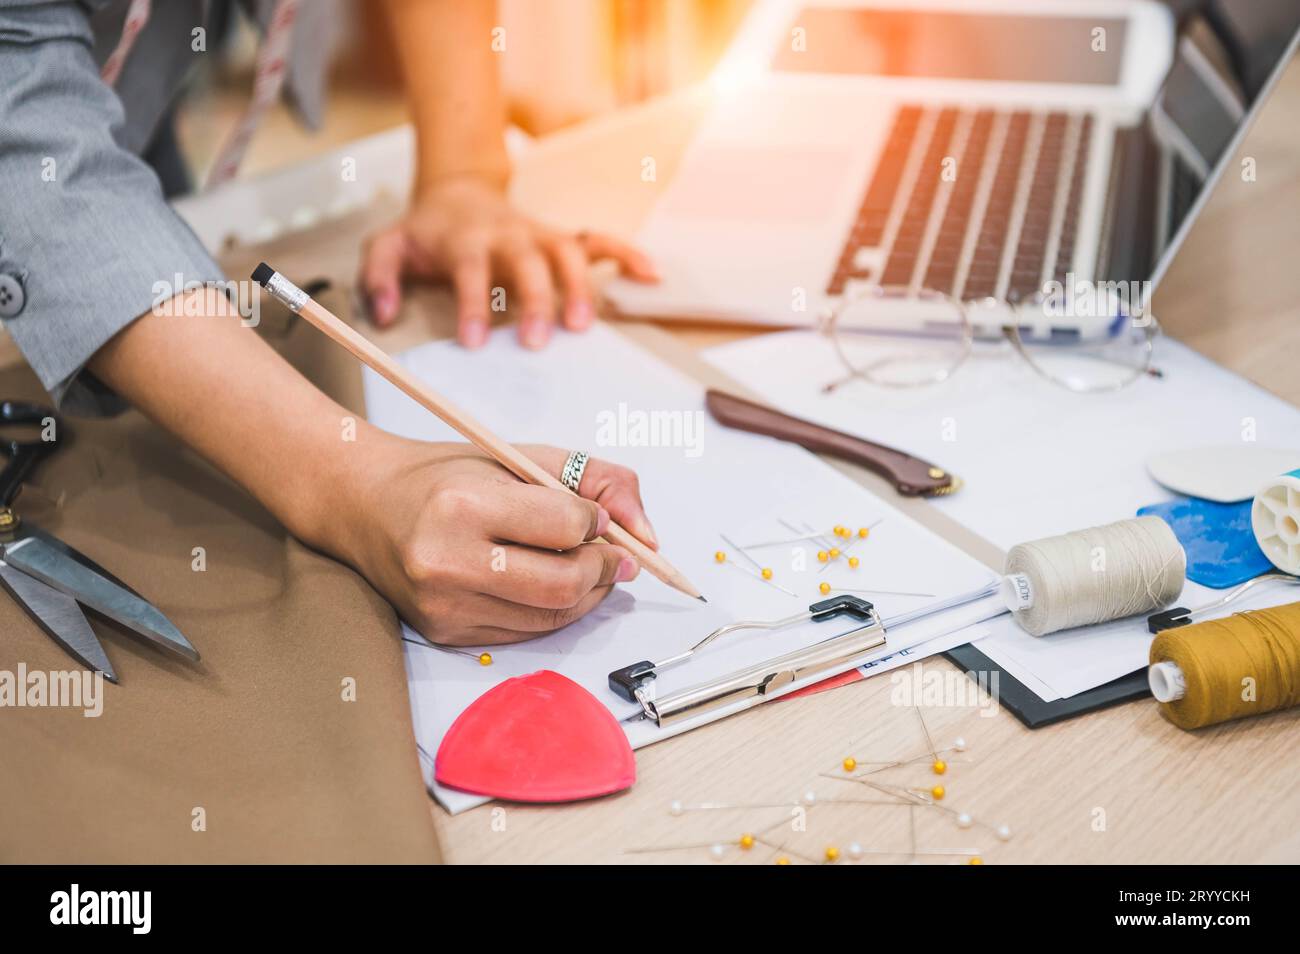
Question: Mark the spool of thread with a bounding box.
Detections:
[1251,468,1300,576]
[1001,516,1186,637]
[1149,602,1300,729]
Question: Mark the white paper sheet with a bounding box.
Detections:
[363,324,1005,812]
[703,330,1300,698]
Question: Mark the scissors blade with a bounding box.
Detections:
[1,531,198,662]
[0,559,117,682]
[17,524,147,601]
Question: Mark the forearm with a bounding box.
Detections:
[88,293,389,559]
[382,0,509,193]
[86,303,658,648]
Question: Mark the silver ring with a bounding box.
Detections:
[560,450,589,493]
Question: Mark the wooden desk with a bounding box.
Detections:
[428,57,1300,864]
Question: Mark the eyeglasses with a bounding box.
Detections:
[818,285,1161,395]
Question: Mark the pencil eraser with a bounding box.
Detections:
[251,262,275,287]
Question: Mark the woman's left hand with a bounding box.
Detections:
[359,175,658,350]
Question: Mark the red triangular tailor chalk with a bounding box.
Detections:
[435,670,636,803]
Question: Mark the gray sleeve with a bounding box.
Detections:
[0,1,225,415]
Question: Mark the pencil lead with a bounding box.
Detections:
[698,595,709,603]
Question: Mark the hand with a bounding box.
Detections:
[360,176,658,350]
[343,436,658,646]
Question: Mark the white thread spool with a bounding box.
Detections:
[1251,468,1300,576]
[1001,516,1186,636]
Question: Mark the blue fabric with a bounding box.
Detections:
[1137,497,1272,588]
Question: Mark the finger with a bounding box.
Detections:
[451,246,491,348]
[360,227,407,326]
[579,232,659,283]
[407,584,616,647]
[520,446,659,550]
[481,481,609,550]
[497,240,556,349]
[466,584,616,642]
[587,460,658,550]
[473,542,637,608]
[544,236,594,331]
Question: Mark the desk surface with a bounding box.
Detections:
[426,57,1300,864]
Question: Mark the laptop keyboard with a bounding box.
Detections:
[828,106,1093,304]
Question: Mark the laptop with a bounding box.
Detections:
[605,0,1300,339]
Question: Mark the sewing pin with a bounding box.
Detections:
[796,519,837,552]
[713,547,798,597]
[915,706,942,771]
[401,635,493,666]
[815,796,921,808]
[927,803,1012,840]
[834,586,937,599]
[668,798,800,815]
[719,533,763,571]
[908,785,946,801]
[623,839,730,856]
[739,528,840,548]
[841,746,967,776]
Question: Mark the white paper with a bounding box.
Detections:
[703,330,1300,698]
[363,324,1004,812]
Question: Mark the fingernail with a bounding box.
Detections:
[594,506,609,539]
[615,556,638,583]
[567,301,594,330]
[520,314,550,349]
[641,519,659,549]
[374,290,397,323]
[460,318,489,348]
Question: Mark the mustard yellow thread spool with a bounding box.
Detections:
[1148,602,1300,730]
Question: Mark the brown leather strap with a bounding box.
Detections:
[705,389,958,497]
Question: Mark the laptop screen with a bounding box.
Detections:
[772,11,1129,86]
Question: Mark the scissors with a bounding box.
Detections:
[0,400,197,683]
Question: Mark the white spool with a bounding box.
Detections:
[999,572,1035,611]
[1003,516,1186,637]
[1148,660,1187,703]
[1251,468,1300,576]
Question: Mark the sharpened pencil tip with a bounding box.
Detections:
[697,595,708,603]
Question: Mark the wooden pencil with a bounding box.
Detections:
[252,263,705,602]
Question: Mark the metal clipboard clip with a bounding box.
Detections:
[609,580,1004,728]
[610,595,885,727]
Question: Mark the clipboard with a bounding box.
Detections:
[943,644,1151,729]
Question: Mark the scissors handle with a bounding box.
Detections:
[0,401,60,509]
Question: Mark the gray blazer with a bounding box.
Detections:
[0,0,335,414]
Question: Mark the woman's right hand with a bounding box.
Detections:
[338,436,650,646]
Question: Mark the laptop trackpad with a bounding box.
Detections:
[658,146,851,226]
